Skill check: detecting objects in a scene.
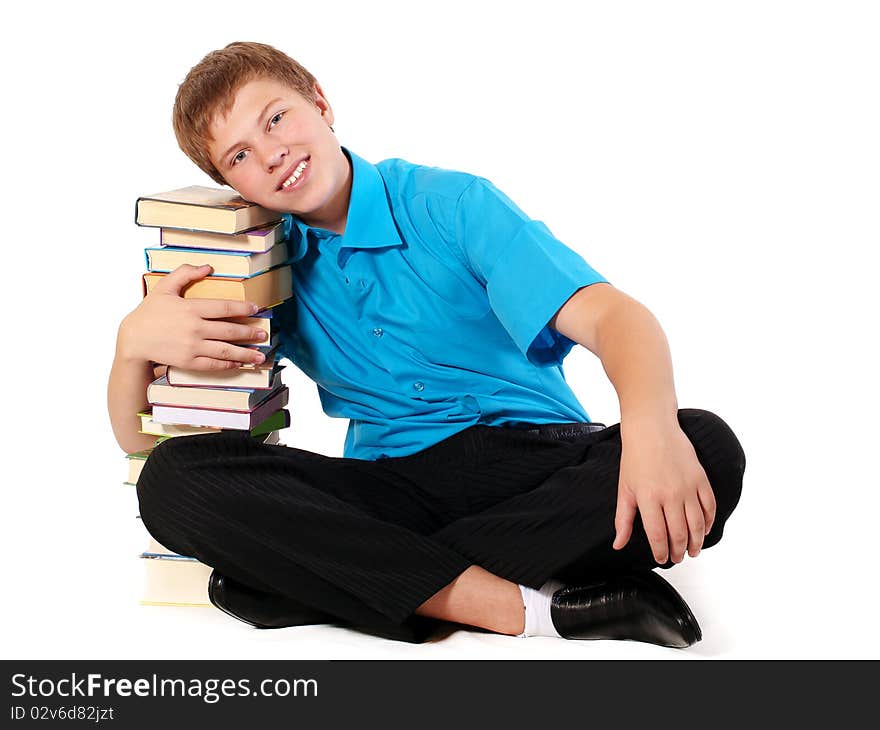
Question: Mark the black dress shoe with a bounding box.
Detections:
[550,571,702,648]
[208,570,440,643]
[208,571,338,629]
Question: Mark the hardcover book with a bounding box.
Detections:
[150,387,289,430]
[135,186,280,234]
[148,370,285,410]
[167,360,283,390]
[140,555,213,607]
[144,241,289,278]
[142,266,292,310]
[138,411,220,438]
[141,535,187,558]
[159,221,285,253]
[123,449,152,486]
[138,408,290,438]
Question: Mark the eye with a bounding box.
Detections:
[231,150,248,166]
[268,111,285,129]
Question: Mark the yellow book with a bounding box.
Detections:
[142,266,292,310]
[123,448,153,486]
[138,411,221,438]
[140,555,213,608]
[160,221,284,253]
[166,354,279,389]
[136,186,281,234]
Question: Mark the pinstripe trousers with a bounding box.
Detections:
[136,408,745,631]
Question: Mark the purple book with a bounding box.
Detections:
[151,386,289,430]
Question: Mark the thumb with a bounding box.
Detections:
[155,263,213,295]
[613,489,637,550]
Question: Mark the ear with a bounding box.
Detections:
[312,81,335,128]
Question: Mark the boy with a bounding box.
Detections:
[108,42,745,646]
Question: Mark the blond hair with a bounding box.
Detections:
[172,42,318,185]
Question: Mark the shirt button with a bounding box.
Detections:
[344,277,350,285]
[413,381,425,392]
[373,327,384,337]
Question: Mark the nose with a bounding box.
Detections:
[261,144,288,173]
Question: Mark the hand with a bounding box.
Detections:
[118,264,268,371]
[612,418,716,564]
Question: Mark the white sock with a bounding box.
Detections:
[517,579,565,638]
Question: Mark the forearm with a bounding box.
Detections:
[594,297,679,431]
[556,285,710,562]
[107,319,159,455]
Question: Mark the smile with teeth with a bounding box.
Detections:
[281,159,309,188]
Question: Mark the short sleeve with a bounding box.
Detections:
[450,177,609,365]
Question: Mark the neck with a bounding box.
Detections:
[297,150,352,235]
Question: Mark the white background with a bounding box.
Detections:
[1,0,878,659]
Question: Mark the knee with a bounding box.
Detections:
[136,435,226,555]
[677,409,746,524]
[136,435,197,509]
[135,434,228,542]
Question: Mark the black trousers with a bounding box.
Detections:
[137,408,745,631]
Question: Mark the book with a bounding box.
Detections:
[142,266,292,310]
[138,411,220,438]
[259,429,283,446]
[142,535,184,558]
[150,387,289,430]
[160,221,284,253]
[144,241,289,278]
[167,360,283,389]
[138,407,290,438]
[148,370,285,410]
[140,554,213,607]
[124,448,152,486]
[151,428,283,447]
[135,186,280,234]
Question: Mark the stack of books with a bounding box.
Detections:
[138,533,215,607]
[126,185,294,607]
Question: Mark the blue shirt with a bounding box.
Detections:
[275,148,609,460]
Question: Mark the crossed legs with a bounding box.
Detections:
[137,409,745,637]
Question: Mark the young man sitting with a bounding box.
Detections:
[108,42,745,646]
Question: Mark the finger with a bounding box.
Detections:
[154,264,214,295]
[685,497,706,558]
[663,503,689,564]
[639,501,669,564]
[613,492,637,550]
[198,340,266,365]
[193,299,261,320]
[200,320,268,343]
[698,479,717,535]
[186,356,245,372]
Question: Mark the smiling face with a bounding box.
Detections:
[207,76,352,233]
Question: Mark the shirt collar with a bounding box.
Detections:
[282,147,403,263]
